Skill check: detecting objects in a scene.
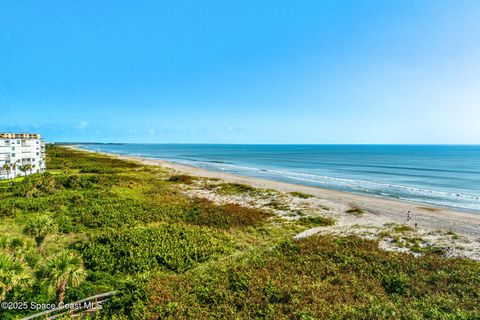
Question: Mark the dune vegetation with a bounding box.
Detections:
[0,146,479,319]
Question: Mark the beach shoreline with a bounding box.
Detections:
[67,145,480,260]
[69,145,480,239]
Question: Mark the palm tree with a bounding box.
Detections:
[0,253,33,301]
[41,251,87,303]
[19,164,31,177]
[23,215,55,248]
[18,165,25,177]
[10,162,17,179]
[2,163,10,180]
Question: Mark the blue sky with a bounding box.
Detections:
[1,0,479,143]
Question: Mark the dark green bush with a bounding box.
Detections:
[297,216,334,227]
[217,183,256,195]
[346,206,364,216]
[182,198,271,229]
[288,191,313,199]
[76,224,234,273]
[168,175,194,184]
[144,235,480,319]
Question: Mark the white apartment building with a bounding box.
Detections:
[0,133,46,180]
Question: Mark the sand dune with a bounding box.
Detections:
[70,146,480,260]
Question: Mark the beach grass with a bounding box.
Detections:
[296,216,335,227]
[346,205,365,216]
[168,174,195,184]
[288,191,314,199]
[0,146,479,319]
[217,183,258,195]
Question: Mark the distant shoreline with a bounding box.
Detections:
[68,145,480,240]
[72,144,480,215]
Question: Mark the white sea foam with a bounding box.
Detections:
[79,145,480,212]
[183,160,480,211]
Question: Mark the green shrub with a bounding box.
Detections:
[79,166,117,174]
[143,235,480,319]
[46,145,140,171]
[266,200,290,211]
[76,224,234,273]
[8,173,63,197]
[22,215,56,247]
[0,252,33,301]
[381,272,412,295]
[217,183,256,195]
[168,175,194,184]
[62,196,168,229]
[183,198,272,229]
[393,225,413,233]
[288,192,313,199]
[297,216,334,227]
[346,206,364,216]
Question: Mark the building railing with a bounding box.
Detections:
[0,133,41,139]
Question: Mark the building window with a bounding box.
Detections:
[11,153,15,157]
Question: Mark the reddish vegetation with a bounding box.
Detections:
[168,175,194,184]
[146,235,480,319]
[185,198,271,229]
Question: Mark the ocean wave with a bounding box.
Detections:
[78,146,480,211]
[189,161,480,202]
[319,162,480,175]
[269,169,480,201]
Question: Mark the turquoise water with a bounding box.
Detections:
[78,144,480,213]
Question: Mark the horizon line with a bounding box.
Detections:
[54,142,480,146]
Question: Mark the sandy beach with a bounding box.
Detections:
[70,146,480,260]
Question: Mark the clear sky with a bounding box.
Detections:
[1,0,479,143]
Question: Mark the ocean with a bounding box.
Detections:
[78,144,480,213]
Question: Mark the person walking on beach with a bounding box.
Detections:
[407,210,411,222]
